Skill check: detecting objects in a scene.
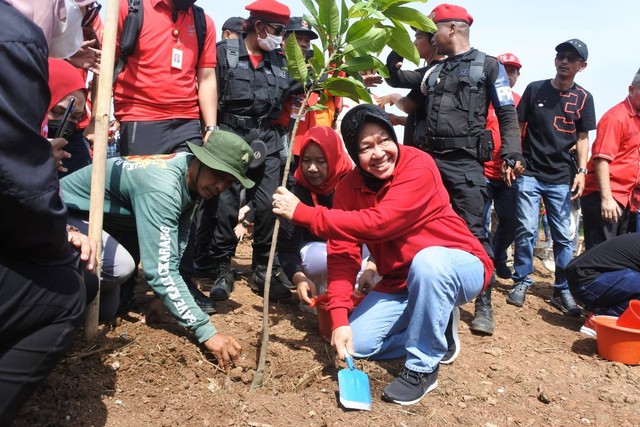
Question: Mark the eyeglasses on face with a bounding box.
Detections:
[265,22,285,36]
[555,53,582,63]
[82,1,102,27]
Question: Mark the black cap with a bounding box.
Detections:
[222,17,245,34]
[555,39,588,61]
[340,104,397,164]
[285,16,318,40]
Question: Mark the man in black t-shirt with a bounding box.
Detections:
[565,233,640,335]
[506,39,597,316]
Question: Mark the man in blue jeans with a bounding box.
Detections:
[566,233,640,336]
[506,39,596,316]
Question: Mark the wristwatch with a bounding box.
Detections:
[577,167,588,175]
[203,125,219,133]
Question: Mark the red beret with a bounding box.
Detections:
[429,4,473,26]
[245,0,290,25]
[497,53,522,70]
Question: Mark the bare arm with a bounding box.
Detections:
[593,158,621,223]
[571,132,589,200]
[198,67,218,140]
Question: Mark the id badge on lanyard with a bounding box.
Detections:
[171,47,182,70]
[172,45,183,70]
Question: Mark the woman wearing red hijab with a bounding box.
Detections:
[278,126,355,305]
[46,58,90,176]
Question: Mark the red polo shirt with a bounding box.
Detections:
[583,97,640,211]
[113,0,217,122]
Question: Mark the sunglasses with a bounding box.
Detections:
[82,1,102,28]
[266,22,286,36]
[555,53,583,63]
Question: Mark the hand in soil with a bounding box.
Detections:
[204,333,242,370]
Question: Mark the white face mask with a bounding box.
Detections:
[257,33,282,52]
[49,0,83,59]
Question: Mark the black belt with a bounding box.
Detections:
[220,112,268,130]
[422,136,478,151]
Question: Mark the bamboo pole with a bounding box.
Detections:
[84,0,120,340]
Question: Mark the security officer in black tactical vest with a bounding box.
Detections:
[419,4,525,335]
[196,0,294,303]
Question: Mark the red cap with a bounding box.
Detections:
[245,0,290,25]
[497,53,522,70]
[429,4,473,26]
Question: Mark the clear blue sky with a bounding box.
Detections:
[200,0,639,124]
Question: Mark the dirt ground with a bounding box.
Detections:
[13,239,640,427]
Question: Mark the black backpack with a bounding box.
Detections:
[113,0,207,83]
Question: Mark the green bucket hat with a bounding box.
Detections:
[187,131,255,188]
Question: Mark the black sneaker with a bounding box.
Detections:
[506,282,528,307]
[186,281,217,314]
[441,307,460,364]
[495,263,513,280]
[209,260,234,301]
[382,366,439,405]
[550,288,581,317]
[272,265,295,289]
[250,265,292,302]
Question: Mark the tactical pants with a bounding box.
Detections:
[430,150,493,259]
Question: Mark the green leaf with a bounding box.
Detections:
[323,76,372,104]
[345,26,392,56]
[374,0,426,11]
[340,56,389,78]
[284,35,308,83]
[345,18,380,43]
[387,24,419,65]
[308,44,326,73]
[318,0,340,40]
[339,0,349,37]
[384,5,436,32]
[300,0,318,21]
[306,103,328,112]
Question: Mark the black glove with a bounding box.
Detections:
[503,152,525,169]
[385,50,404,72]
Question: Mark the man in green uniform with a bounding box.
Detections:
[61,131,254,368]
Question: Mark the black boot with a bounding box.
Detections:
[209,258,234,301]
[470,283,494,335]
[250,265,292,302]
[186,280,217,314]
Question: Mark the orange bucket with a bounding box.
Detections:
[593,315,640,365]
[616,300,640,329]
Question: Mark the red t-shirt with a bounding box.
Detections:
[113,0,217,121]
[583,98,640,211]
[484,92,521,180]
[292,146,493,329]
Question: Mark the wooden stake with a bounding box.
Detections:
[84,0,120,340]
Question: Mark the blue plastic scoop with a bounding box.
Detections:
[338,356,372,410]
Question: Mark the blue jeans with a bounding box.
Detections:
[348,247,484,373]
[483,178,518,267]
[569,269,640,316]
[513,176,573,289]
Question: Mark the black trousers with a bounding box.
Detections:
[119,119,202,155]
[430,150,493,259]
[0,257,88,426]
[581,191,636,250]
